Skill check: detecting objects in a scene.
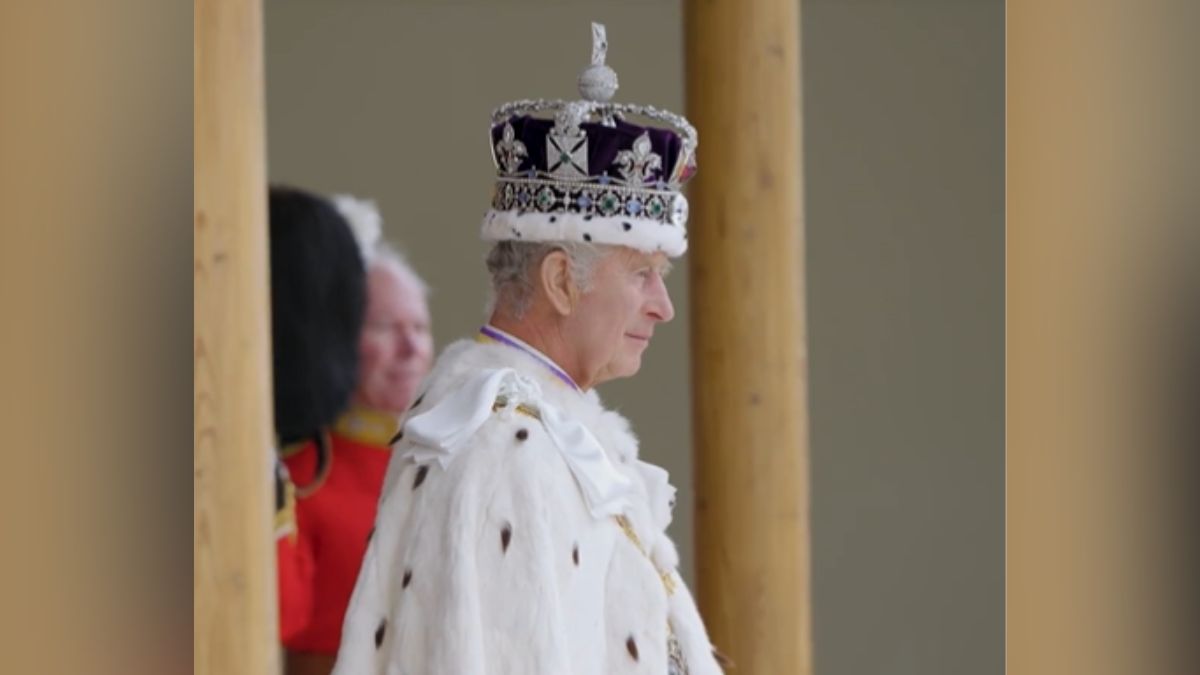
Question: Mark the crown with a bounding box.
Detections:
[481,23,698,257]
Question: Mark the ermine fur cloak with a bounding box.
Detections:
[332,337,722,674]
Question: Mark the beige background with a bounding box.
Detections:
[264,1,1002,673]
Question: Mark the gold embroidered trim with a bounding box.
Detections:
[274,475,298,542]
[614,514,677,597]
[617,513,688,670]
[332,404,401,447]
[492,396,541,420]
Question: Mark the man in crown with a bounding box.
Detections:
[332,25,721,675]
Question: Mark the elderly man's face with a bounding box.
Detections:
[569,247,675,385]
[355,263,433,414]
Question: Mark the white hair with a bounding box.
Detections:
[485,240,610,319]
[370,242,430,298]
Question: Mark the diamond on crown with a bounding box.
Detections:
[614,132,662,185]
[495,122,527,175]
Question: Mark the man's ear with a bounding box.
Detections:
[539,249,576,316]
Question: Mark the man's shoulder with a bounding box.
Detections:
[427,407,570,482]
[424,337,511,380]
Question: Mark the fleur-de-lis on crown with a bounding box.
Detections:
[495,122,528,175]
[614,131,662,185]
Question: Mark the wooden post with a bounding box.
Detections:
[194,0,278,673]
[685,0,812,672]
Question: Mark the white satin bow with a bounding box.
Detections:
[402,368,633,519]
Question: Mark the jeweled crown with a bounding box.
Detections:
[481,23,697,257]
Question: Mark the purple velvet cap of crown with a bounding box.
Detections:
[491,115,695,185]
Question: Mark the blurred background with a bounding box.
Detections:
[264,2,1003,674]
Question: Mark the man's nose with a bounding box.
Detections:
[647,275,675,323]
[395,328,417,356]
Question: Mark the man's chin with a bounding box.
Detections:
[615,355,643,379]
[387,380,419,401]
[374,392,416,416]
[592,357,642,387]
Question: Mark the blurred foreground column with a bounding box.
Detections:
[194,0,278,673]
[685,0,812,672]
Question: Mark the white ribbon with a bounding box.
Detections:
[402,368,633,518]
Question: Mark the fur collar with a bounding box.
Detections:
[416,337,643,468]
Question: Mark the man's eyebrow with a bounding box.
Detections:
[658,261,674,278]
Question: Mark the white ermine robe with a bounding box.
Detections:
[332,337,721,674]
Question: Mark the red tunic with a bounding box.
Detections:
[277,405,399,654]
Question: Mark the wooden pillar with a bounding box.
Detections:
[685,0,812,672]
[194,0,278,673]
